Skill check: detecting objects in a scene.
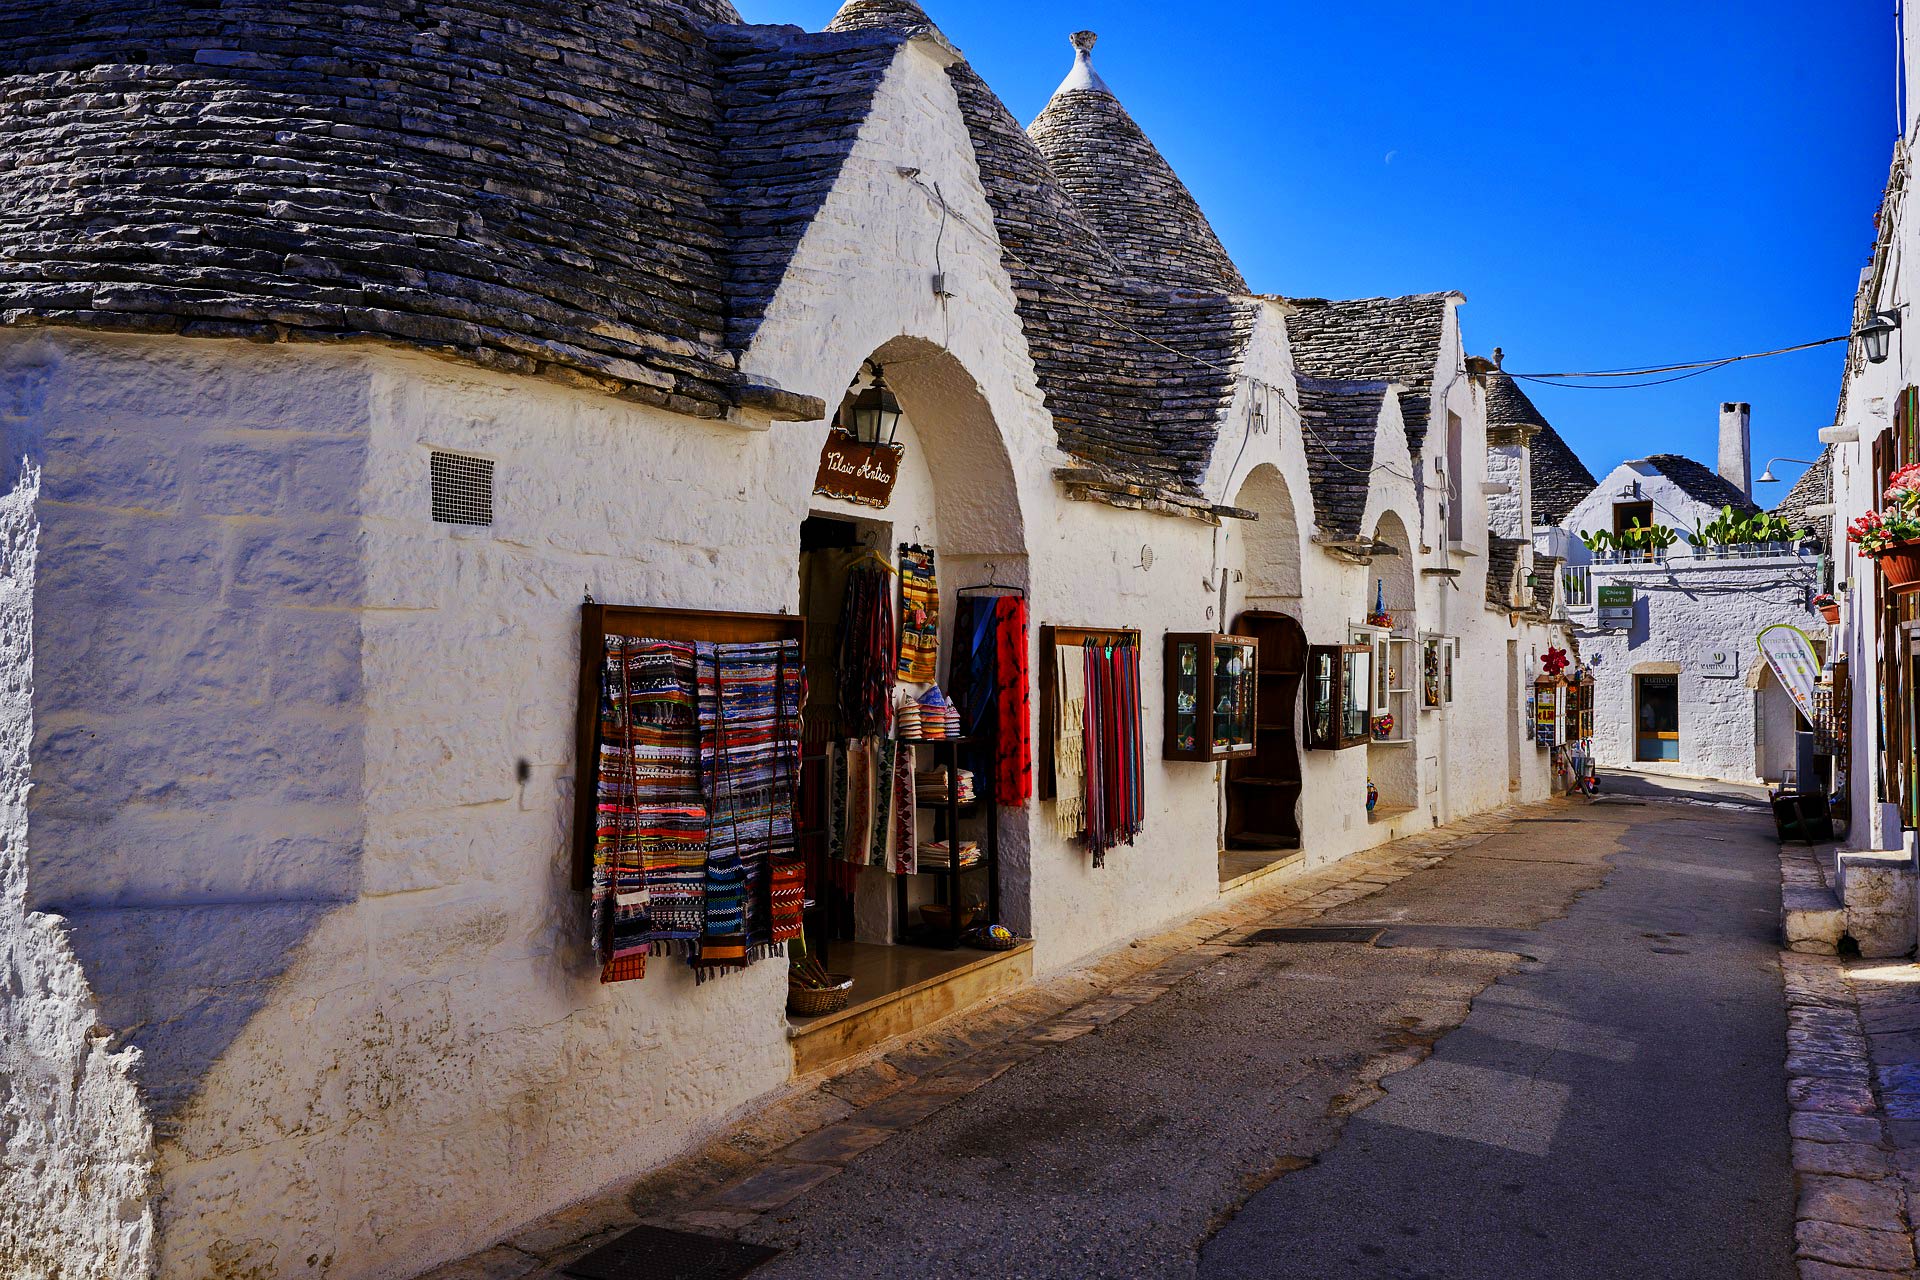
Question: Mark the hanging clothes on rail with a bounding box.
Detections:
[897,545,939,684]
[591,637,708,983]
[950,595,1032,807]
[1052,640,1087,841]
[837,563,895,739]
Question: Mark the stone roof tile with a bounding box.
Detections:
[1643,454,1761,516]
[0,0,839,420]
[1286,294,1453,458]
[1771,448,1831,534]
[1529,423,1598,527]
[1486,535,1528,610]
[1298,376,1390,542]
[1026,34,1246,296]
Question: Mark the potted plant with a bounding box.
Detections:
[1812,592,1840,625]
[1848,464,1920,589]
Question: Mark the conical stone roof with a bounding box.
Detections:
[825,0,943,36]
[1027,33,1247,295]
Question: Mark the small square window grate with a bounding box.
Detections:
[430,450,493,526]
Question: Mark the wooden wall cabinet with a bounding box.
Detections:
[1306,643,1372,750]
[1164,632,1259,761]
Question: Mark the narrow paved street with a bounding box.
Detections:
[739,785,1795,1279]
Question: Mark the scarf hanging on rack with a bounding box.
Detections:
[692,638,802,981]
[592,637,708,983]
[1053,643,1087,840]
[1081,639,1144,867]
[951,596,1033,808]
[837,565,895,738]
[897,546,939,683]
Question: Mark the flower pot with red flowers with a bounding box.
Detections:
[1849,465,1920,591]
[1812,593,1841,625]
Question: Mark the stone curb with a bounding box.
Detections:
[416,804,1557,1280]
[1780,843,1920,1280]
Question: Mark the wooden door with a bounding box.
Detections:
[1226,612,1307,850]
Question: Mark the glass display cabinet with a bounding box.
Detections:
[1306,643,1372,750]
[1164,632,1259,761]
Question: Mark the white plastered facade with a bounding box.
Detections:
[1555,461,1820,784]
[0,35,1567,1280]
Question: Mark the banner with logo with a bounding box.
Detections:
[1756,624,1821,722]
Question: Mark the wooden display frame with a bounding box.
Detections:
[1037,624,1141,801]
[1163,632,1260,762]
[572,603,805,890]
[1305,643,1372,751]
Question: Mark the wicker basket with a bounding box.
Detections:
[787,974,854,1017]
[968,925,1018,952]
[920,902,982,932]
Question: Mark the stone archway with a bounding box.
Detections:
[803,336,1034,939]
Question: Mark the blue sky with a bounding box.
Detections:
[736,0,1894,496]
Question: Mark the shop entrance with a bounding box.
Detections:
[1636,674,1680,762]
[1223,611,1306,867]
[784,339,1034,1070]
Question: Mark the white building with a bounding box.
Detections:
[1545,401,1824,785]
[0,2,1572,1275]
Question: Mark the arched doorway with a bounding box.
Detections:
[1220,466,1305,885]
[792,338,1031,1025]
[1366,511,1418,816]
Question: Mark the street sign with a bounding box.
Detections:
[1597,585,1635,606]
[812,429,903,508]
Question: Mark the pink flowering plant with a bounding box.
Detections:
[1848,464,1920,554]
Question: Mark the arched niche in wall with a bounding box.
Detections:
[1366,509,1419,813]
[1231,463,1302,609]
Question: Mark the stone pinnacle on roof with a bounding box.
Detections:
[1028,31,1247,295]
[1055,30,1113,96]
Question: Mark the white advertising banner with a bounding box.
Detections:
[1756,624,1821,722]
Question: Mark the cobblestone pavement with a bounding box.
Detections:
[419,791,1799,1280]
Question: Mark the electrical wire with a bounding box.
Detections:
[1506,335,1849,383]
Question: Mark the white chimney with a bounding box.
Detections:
[1718,401,1751,499]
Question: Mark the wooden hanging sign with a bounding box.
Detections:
[813,428,903,509]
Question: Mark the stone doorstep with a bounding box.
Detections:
[415,799,1572,1279]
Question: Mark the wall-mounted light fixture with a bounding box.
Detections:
[1860,311,1901,365]
[847,364,903,445]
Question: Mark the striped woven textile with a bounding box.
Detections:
[1082,638,1144,867]
[593,638,707,982]
[897,546,938,683]
[693,639,803,980]
[769,857,805,943]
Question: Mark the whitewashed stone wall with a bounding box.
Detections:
[0,361,153,1278]
[0,35,1574,1280]
[1573,557,1817,781]
[1560,461,1820,783]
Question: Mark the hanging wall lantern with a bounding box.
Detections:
[848,365,904,445]
[1860,311,1901,366]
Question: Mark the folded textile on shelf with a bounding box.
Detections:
[916,838,982,868]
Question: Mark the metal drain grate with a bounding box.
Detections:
[1243,926,1384,946]
[430,449,494,526]
[561,1224,779,1280]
